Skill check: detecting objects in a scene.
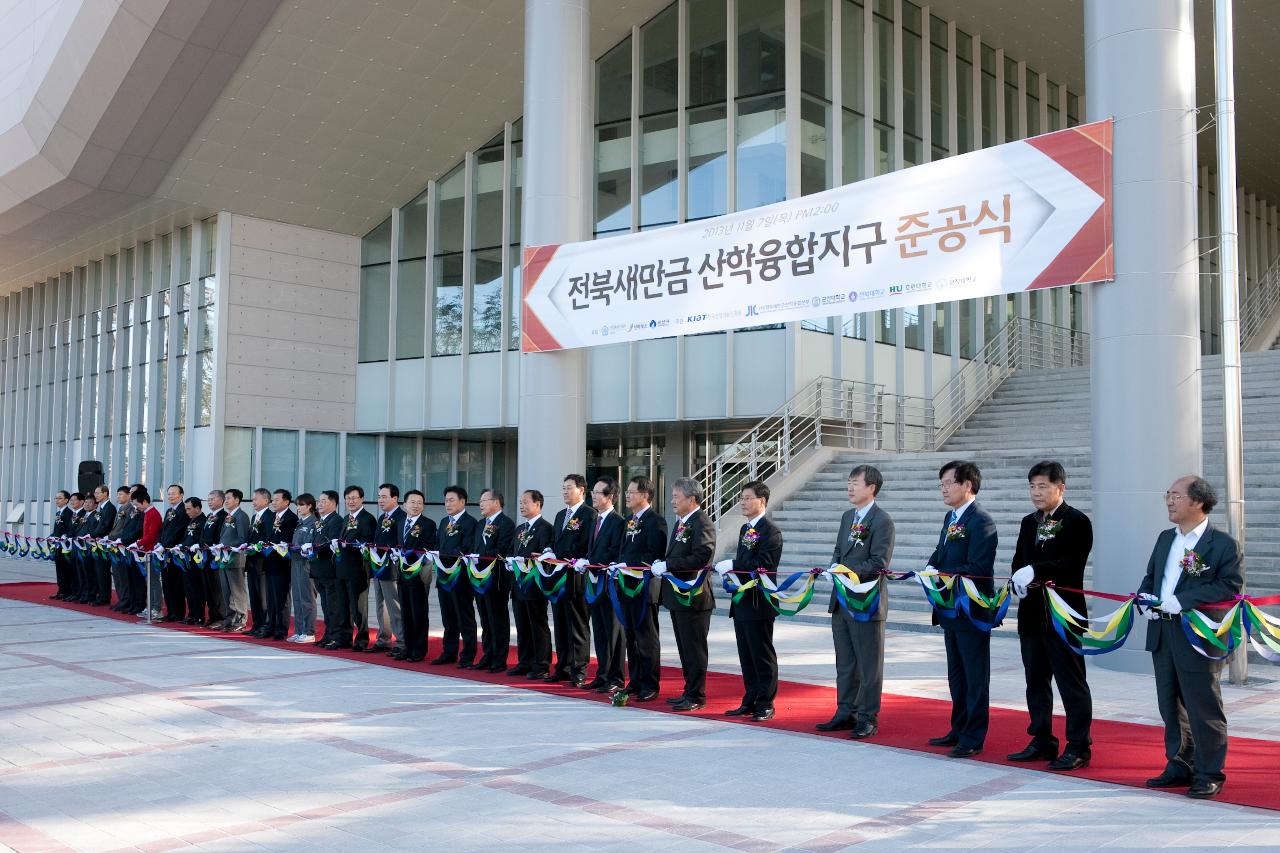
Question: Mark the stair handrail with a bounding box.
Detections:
[1241,254,1280,349]
[692,375,884,524]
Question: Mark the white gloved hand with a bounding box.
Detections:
[713,559,733,576]
[829,562,840,573]
[609,562,627,572]
[650,560,667,576]
[572,557,589,572]
[1135,592,1160,620]
[540,548,557,561]
[301,543,314,556]
[1158,593,1182,615]
[1011,565,1035,599]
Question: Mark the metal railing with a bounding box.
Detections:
[694,317,1089,524]
[693,377,884,522]
[1241,255,1280,350]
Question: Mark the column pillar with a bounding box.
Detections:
[1086,0,1201,672]
[518,0,591,503]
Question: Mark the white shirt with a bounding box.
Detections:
[1161,517,1209,602]
[253,508,267,522]
[486,512,502,524]
[404,515,420,532]
[677,509,698,525]
[852,500,875,525]
[745,512,766,528]
[949,499,975,525]
[564,501,584,527]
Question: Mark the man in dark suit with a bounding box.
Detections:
[332,486,377,650]
[581,477,627,694]
[1137,475,1244,800]
[925,460,998,758]
[433,485,479,667]
[214,488,252,632]
[107,486,135,610]
[544,474,596,686]
[509,489,554,679]
[819,464,895,738]
[157,485,189,622]
[396,489,438,662]
[1007,461,1095,770]
[260,490,297,640]
[90,485,117,606]
[370,483,405,655]
[198,491,229,628]
[244,489,273,634]
[71,494,96,603]
[617,476,667,701]
[473,488,516,673]
[717,481,783,721]
[180,500,207,620]
[309,490,344,644]
[50,490,74,600]
[119,486,147,615]
[655,476,716,712]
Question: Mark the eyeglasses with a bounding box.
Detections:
[939,480,958,489]
[1165,491,1187,502]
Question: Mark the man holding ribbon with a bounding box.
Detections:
[244,489,274,634]
[616,476,667,702]
[90,485,117,606]
[396,489,438,662]
[716,481,783,722]
[330,486,376,650]
[215,488,252,633]
[260,490,297,641]
[158,485,189,622]
[473,488,515,673]
[510,489,554,679]
[1136,475,1243,799]
[584,477,626,695]
[369,484,406,655]
[544,474,595,686]
[434,485,479,667]
[655,477,716,712]
[1007,461,1094,771]
[50,490,74,600]
[818,464,895,739]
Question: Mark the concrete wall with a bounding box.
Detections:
[222,214,360,430]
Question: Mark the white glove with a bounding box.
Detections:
[300,543,314,557]
[1135,592,1160,620]
[330,539,339,551]
[541,548,557,561]
[572,557,589,572]
[829,562,840,573]
[713,559,733,576]
[1158,593,1182,615]
[650,560,667,576]
[609,562,627,572]
[467,553,479,560]
[1011,565,1034,599]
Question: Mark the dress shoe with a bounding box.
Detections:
[109,602,126,611]
[928,734,959,747]
[183,617,200,626]
[189,618,207,627]
[331,643,354,651]
[671,698,705,712]
[948,745,982,758]
[598,683,623,695]
[352,645,368,653]
[583,677,608,691]
[319,639,338,649]
[456,660,477,669]
[207,620,227,632]
[665,696,687,705]
[226,619,247,633]
[475,657,494,671]
[527,670,550,680]
[1007,743,1058,762]
[815,717,855,732]
[50,593,64,600]
[488,664,508,674]
[633,690,659,702]
[506,665,530,676]
[250,628,269,639]
[406,654,425,663]
[542,672,563,682]
[851,723,878,739]
[1186,780,1223,799]
[569,678,587,688]
[271,633,287,641]
[369,642,392,654]
[751,708,775,722]
[1048,752,1090,771]
[724,705,753,717]
[1146,769,1192,788]
[389,650,407,661]
[429,655,457,666]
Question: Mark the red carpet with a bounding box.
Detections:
[6,580,1279,811]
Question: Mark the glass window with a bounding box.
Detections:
[934,303,951,355]
[800,0,830,99]
[510,138,523,243]
[597,36,632,124]
[1047,81,1061,130]
[640,112,678,228]
[959,298,975,358]
[384,436,416,489]
[470,248,503,354]
[200,218,216,279]
[432,253,464,356]
[358,263,390,362]
[436,165,466,256]
[981,45,997,147]
[178,227,191,284]
[872,5,892,126]
[596,121,632,235]
[641,4,678,114]
[473,145,504,249]
[363,217,392,266]
[688,0,727,106]
[508,244,522,351]
[223,427,253,492]
[929,15,949,160]
[456,440,486,499]
[304,431,339,495]
[261,429,298,493]
[396,258,426,359]
[876,308,896,344]
[901,16,923,167]
[344,434,379,501]
[687,105,727,219]
[1026,68,1041,136]
[736,93,786,211]
[738,0,786,98]
[841,1,865,185]
[400,187,430,261]
[1067,91,1080,127]
[423,438,452,500]
[1004,56,1020,141]
[801,95,832,196]
[956,32,974,154]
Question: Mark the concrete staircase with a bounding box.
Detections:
[773,349,1280,619]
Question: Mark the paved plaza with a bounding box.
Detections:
[2,556,1279,852]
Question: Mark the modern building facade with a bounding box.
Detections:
[0,0,1276,543]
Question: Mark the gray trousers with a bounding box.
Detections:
[290,562,317,636]
[219,565,248,620]
[831,608,885,725]
[371,575,403,647]
[1152,620,1229,783]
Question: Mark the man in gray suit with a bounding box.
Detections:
[817,464,895,739]
[215,488,253,632]
[1137,475,1243,800]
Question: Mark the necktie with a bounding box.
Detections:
[949,510,958,526]
[595,515,604,538]
[404,518,412,538]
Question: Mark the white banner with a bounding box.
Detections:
[520,120,1112,352]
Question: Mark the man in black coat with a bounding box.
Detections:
[51,490,74,600]
[509,489,554,679]
[925,460,999,758]
[717,481,783,721]
[396,489,438,662]
[583,476,627,694]
[616,476,668,701]
[473,488,516,673]
[71,494,96,603]
[544,474,596,686]
[90,485,118,606]
[1137,475,1244,800]
[1007,460,1094,770]
[197,492,229,627]
[310,490,344,644]
[180,498,207,623]
[260,490,297,641]
[118,488,146,614]
[655,476,716,712]
[244,489,274,634]
[331,486,377,650]
[432,485,479,667]
[157,485,189,622]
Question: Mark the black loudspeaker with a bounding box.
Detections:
[78,460,104,496]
